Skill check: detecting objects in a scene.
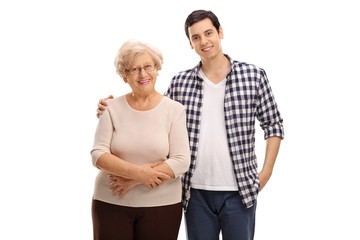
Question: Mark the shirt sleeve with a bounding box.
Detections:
[256,69,284,140]
[90,108,113,167]
[163,77,174,98]
[164,106,191,178]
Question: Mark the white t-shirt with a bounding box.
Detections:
[191,70,238,191]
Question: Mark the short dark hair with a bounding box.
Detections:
[184,10,221,39]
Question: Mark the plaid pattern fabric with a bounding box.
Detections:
[165,55,284,210]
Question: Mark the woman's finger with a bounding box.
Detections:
[112,186,122,195]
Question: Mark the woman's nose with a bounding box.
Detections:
[139,68,147,76]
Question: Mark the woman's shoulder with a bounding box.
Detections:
[161,97,186,121]
[106,95,127,111]
[162,96,185,111]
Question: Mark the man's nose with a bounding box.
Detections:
[200,37,209,46]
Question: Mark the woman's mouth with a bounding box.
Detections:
[138,79,150,85]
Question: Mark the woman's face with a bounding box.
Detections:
[124,52,158,95]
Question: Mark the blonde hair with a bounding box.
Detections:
[114,40,163,78]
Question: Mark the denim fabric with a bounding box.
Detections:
[185,189,256,240]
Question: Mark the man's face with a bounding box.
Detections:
[188,18,224,60]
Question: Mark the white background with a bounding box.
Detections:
[1,0,359,239]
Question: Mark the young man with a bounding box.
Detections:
[97,10,284,240]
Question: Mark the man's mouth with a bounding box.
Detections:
[202,46,213,52]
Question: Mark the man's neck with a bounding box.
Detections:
[200,53,230,84]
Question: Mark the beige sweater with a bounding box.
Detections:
[91,95,190,207]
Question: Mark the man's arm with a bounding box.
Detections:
[255,69,284,192]
[258,136,281,191]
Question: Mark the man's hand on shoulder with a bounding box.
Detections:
[97,95,114,118]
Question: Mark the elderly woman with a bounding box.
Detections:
[91,40,190,240]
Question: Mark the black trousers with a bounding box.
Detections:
[92,199,182,240]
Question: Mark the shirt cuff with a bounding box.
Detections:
[264,123,284,140]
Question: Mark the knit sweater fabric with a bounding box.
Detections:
[91,95,190,207]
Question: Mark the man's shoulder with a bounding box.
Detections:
[231,60,264,73]
[165,66,198,98]
[171,66,198,81]
[229,60,267,83]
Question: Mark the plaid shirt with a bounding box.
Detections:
[165,55,284,210]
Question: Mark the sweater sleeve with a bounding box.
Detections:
[164,106,191,178]
[90,108,114,167]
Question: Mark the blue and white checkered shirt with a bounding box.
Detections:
[165,55,284,210]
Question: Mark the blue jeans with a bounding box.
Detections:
[185,189,256,240]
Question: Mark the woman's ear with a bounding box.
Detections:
[123,78,128,83]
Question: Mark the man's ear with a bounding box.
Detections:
[219,26,224,39]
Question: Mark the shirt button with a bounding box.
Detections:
[193,139,197,143]
[195,121,199,126]
[197,104,201,108]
